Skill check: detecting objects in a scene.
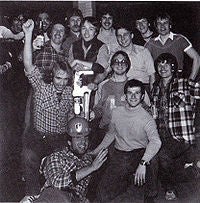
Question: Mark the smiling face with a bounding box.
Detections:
[53,69,70,93]
[69,15,82,33]
[111,53,128,75]
[81,20,97,42]
[157,61,173,78]
[126,86,143,108]
[116,28,133,48]
[156,18,170,36]
[71,136,89,155]
[51,24,65,45]
[101,13,113,30]
[136,18,149,34]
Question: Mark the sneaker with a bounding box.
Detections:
[20,195,40,203]
[165,190,177,201]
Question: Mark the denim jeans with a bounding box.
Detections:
[21,128,69,196]
[96,148,158,202]
[158,136,195,190]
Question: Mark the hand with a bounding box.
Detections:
[87,83,97,90]
[89,111,95,121]
[22,19,34,34]
[91,148,108,171]
[134,164,146,186]
[16,31,24,40]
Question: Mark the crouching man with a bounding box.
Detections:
[91,79,161,203]
[34,117,108,203]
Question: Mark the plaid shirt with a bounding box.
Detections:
[34,41,67,76]
[152,78,200,144]
[26,67,74,134]
[42,147,92,201]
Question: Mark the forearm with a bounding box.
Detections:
[189,57,200,80]
[75,165,94,182]
[93,132,115,155]
[24,33,34,72]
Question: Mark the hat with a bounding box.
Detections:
[67,117,90,137]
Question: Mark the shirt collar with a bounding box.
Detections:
[155,32,174,42]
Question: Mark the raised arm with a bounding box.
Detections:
[22,19,35,73]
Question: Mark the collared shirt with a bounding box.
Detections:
[152,78,200,144]
[109,43,155,84]
[26,67,74,134]
[34,41,67,73]
[42,147,92,201]
[146,32,192,71]
[97,27,119,55]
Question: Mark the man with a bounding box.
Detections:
[97,9,118,55]
[152,53,200,200]
[91,79,161,202]
[34,117,108,203]
[146,12,200,80]
[20,19,74,203]
[135,15,156,46]
[33,11,52,49]
[62,8,83,58]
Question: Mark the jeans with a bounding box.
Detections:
[21,128,69,196]
[158,136,195,190]
[96,148,158,202]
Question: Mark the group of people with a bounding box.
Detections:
[0,6,200,203]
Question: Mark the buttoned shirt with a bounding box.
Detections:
[42,147,92,201]
[26,67,74,134]
[152,78,200,144]
[109,43,155,84]
[34,41,67,73]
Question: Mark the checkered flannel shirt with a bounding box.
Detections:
[26,67,74,134]
[42,147,92,201]
[152,78,200,144]
[34,41,67,73]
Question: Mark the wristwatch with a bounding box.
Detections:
[139,160,150,166]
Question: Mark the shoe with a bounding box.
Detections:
[165,190,177,201]
[20,195,40,203]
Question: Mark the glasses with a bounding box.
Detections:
[112,59,128,66]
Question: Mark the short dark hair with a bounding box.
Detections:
[110,51,131,73]
[115,22,132,36]
[154,53,178,75]
[65,8,83,24]
[81,17,100,34]
[97,7,115,21]
[124,79,145,96]
[154,12,172,27]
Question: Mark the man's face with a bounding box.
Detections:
[51,24,65,45]
[116,28,133,48]
[53,69,69,92]
[112,53,128,75]
[101,13,113,30]
[12,19,23,33]
[69,16,82,33]
[81,20,97,42]
[136,18,149,34]
[156,18,170,36]
[71,136,89,155]
[157,62,173,78]
[38,12,51,32]
[126,86,143,108]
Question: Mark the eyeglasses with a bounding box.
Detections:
[112,59,128,66]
